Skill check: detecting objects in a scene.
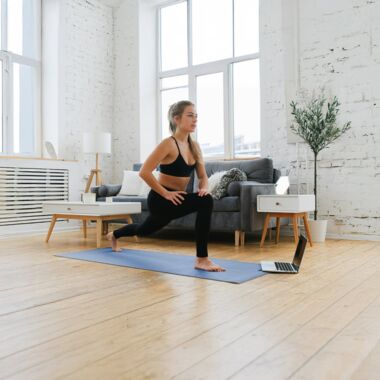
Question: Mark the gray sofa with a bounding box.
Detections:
[93,158,284,246]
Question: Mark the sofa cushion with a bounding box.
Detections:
[227,180,263,196]
[213,196,240,212]
[112,195,148,210]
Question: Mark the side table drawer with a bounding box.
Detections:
[257,195,315,213]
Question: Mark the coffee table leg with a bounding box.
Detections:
[83,220,87,238]
[260,214,271,248]
[96,219,102,248]
[46,215,57,243]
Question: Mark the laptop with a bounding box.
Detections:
[260,234,307,273]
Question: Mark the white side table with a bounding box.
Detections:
[257,194,315,247]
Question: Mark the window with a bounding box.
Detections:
[0,0,41,156]
[158,0,260,158]
[160,75,189,139]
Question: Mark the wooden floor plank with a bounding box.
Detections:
[290,294,380,379]
[349,340,380,380]
[230,266,380,379]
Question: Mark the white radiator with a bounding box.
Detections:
[0,166,69,226]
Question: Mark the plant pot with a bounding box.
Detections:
[308,219,328,242]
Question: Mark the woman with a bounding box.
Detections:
[107,100,225,272]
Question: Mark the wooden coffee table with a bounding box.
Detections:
[43,201,141,248]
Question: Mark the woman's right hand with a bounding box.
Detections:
[164,191,187,205]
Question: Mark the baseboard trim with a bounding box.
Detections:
[278,226,380,241]
[326,233,380,241]
[0,221,81,239]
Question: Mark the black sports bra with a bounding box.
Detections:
[160,137,196,177]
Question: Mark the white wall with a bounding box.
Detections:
[60,0,114,186]
[139,1,158,162]
[113,0,140,184]
[261,0,380,238]
[42,0,61,157]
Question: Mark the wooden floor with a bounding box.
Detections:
[1,227,380,380]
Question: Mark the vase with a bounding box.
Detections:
[308,219,328,242]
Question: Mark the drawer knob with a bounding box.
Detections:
[67,207,72,210]
[275,202,280,206]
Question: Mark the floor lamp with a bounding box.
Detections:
[83,132,111,193]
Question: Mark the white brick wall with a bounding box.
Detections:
[113,0,140,184]
[61,0,114,185]
[261,0,380,238]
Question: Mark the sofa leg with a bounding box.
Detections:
[240,231,245,246]
[235,230,240,246]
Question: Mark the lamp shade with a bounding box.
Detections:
[83,132,111,154]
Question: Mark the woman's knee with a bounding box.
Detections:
[200,193,213,209]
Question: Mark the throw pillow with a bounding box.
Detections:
[207,171,227,193]
[139,171,160,196]
[119,170,144,196]
[213,168,247,200]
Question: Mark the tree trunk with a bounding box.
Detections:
[314,153,317,220]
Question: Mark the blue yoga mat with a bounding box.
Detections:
[56,248,266,284]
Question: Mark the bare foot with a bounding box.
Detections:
[195,258,225,272]
[106,232,122,252]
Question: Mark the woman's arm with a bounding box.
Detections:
[139,139,186,204]
[139,140,170,197]
[195,143,209,196]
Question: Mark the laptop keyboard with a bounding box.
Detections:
[275,262,296,272]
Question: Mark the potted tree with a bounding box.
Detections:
[290,94,351,242]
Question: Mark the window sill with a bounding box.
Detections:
[0,155,77,162]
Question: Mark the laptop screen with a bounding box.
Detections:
[292,235,307,268]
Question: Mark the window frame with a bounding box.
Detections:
[157,0,260,159]
[0,0,42,157]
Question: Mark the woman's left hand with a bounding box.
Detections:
[197,188,209,197]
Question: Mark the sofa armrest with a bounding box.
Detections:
[91,184,122,200]
[236,182,276,232]
[90,186,103,200]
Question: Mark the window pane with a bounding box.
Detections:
[160,3,188,71]
[161,88,189,139]
[192,0,233,65]
[0,3,2,48]
[234,0,259,56]
[8,0,40,59]
[196,73,224,157]
[13,63,37,154]
[233,60,260,157]
[0,61,2,153]
[161,75,188,90]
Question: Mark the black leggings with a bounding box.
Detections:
[113,190,213,258]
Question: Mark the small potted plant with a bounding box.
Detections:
[290,93,351,242]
